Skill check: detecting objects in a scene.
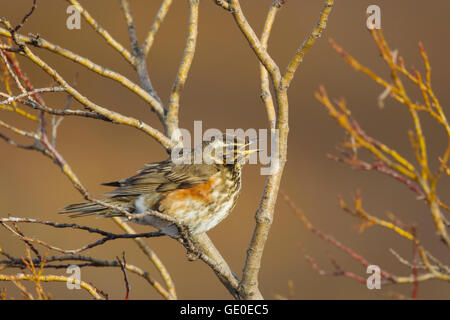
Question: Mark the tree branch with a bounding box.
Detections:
[142,0,173,57]
[166,0,200,139]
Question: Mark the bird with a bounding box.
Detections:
[60,134,257,237]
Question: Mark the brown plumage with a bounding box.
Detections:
[61,135,256,236]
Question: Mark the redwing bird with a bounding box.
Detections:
[61,135,257,236]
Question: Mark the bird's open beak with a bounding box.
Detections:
[240,148,260,155]
[234,138,258,148]
[236,148,260,160]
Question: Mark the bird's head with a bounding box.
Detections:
[200,134,258,167]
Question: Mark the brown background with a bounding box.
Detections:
[1,0,449,299]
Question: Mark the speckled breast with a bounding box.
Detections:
[158,169,242,234]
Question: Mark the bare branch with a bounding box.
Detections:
[0,119,39,139]
[142,0,173,57]
[1,253,173,299]
[0,273,103,299]
[17,43,173,150]
[259,2,283,129]
[116,253,131,300]
[214,0,231,11]
[166,0,200,139]
[66,0,135,65]
[0,132,35,150]
[227,0,281,86]
[0,86,65,104]
[11,0,37,33]
[0,217,163,254]
[0,33,166,118]
[120,0,163,107]
[110,218,177,299]
[283,0,334,87]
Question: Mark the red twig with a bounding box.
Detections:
[281,190,396,282]
[1,42,44,105]
[411,227,419,299]
[117,252,130,300]
[303,253,367,284]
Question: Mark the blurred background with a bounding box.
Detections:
[1,0,449,299]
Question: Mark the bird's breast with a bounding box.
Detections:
[158,170,241,234]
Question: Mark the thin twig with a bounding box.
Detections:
[283,0,334,87]
[1,253,173,300]
[66,0,135,65]
[142,0,173,57]
[116,253,130,300]
[166,0,199,139]
[120,0,163,108]
[0,273,103,299]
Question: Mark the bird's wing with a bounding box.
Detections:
[103,159,219,196]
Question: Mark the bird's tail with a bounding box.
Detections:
[60,200,117,218]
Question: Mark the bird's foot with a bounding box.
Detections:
[173,227,201,261]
